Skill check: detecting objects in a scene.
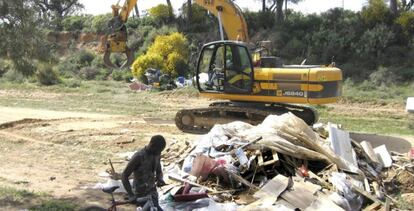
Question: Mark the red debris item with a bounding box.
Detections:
[298,165,309,177]
[216,159,227,166]
[172,183,209,202]
[190,154,218,181]
[409,148,414,160]
[129,82,150,91]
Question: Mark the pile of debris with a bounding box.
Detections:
[159,113,414,210]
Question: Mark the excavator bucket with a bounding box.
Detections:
[103,48,134,69]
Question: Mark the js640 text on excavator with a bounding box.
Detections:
[175,41,342,134]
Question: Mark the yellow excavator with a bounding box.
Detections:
[103,0,342,134]
[174,0,342,133]
[101,0,137,68]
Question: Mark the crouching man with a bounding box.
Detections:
[122,135,167,210]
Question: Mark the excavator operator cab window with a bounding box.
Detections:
[197,42,253,94]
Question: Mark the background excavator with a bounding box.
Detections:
[103,0,343,134]
[101,0,137,68]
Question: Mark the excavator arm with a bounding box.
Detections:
[194,0,249,42]
[117,0,138,23]
[103,0,138,68]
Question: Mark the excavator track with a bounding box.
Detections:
[175,102,318,134]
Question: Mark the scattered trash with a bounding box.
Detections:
[94,112,413,210]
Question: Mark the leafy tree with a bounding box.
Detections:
[353,24,395,70]
[396,11,414,33]
[165,0,174,20]
[34,0,83,30]
[91,13,112,33]
[0,0,52,76]
[180,2,211,32]
[186,0,192,24]
[400,0,414,11]
[361,0,392,25]
[254,0,302,22]
[149,4,173,24]
[62,15,92,31]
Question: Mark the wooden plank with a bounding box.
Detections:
[352,185,384,206]
[226,170,259,191]
[261,150,280,166]
[167,174,215,192]
[362,202,382,211]
[384,197,390,211]
[308,171,332,190]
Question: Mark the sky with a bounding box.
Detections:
[79,0,367,16]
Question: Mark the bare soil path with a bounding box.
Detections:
[0,106,119,125]
[0,106,197,209]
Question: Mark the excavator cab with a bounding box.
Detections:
[196,41,254,95]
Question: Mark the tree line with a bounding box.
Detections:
[0,0,413,85]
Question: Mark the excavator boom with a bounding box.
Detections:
[194,0,249,41]
[118,0,138,23]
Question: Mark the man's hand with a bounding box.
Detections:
[156,180,167,187]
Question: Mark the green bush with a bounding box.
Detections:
[0,59,12,77]
[13,59,37,76]
[36,63,60,86]
[79,66,100,80]
[91,14,113,33]
[63,79,82,88]
[3,69,25,83]
[96,68,112,80]
[56,60,79,78]
[57,50,97,79]
[62,15,92,31]
[369,67,399,86]
[112,70,133,82]
[91,55,106,68]
[77,50,95,66]
[127,31,143,52]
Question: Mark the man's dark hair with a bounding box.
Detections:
[148,135,166,154]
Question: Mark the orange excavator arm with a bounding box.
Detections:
[194,0,249,42]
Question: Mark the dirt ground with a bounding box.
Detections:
[0,107,198,209]
[0,104,413,210]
